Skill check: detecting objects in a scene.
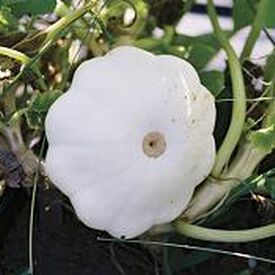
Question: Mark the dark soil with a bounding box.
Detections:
[0,185,158,275]
[1,180,275,275]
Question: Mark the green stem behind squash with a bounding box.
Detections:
[207,0,246,178]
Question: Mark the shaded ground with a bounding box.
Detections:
[0,185,158,275]
[1,179,275,275]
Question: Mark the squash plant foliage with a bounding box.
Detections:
[1,0,275,268]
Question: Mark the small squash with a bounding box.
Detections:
[45,46,216,238]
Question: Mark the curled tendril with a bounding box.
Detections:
[105,0,147,37]
[109,0,138,28]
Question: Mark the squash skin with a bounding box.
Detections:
[45,46,216,239]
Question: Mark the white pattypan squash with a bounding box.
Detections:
[45,46,216,239]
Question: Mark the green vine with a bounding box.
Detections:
[0,46,47,91]
[0,46,30,64]
[174,0,275,243]
[240,0,269,61]
[207,0,246,178]
[30,1,104,65]
[174,221,275,243]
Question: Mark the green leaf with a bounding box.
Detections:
[187,42,217,70]
[233,0,275,30]
[173,32,233,70]
[249,125,275,152]
[263,0,275,27]
[233,0,256,30]
[25,90,62,130]
[0,0,56,17]
[200,70,225,97]
[173,34,217,70]
[187,33,228,51]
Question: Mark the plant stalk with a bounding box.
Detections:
[182,141,269,222]
[240,0,269,61]
[30,1,102,65]
[0,46,47,91]
[207,0,246,178]
[174,221,275,243]
[0,46,30,64]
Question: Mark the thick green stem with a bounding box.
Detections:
[183,141,269,222]
[240,0,269,61]
[207,0,246,177]
[174,221,275,243]
[175,5,275,240]
[175,142,273,243]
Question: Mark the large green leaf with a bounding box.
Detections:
[233,0,275,30]
[173,35,217,70]
[173,32,233,70]
[233,0,256,30]
[0,0,56,17]
[263,0,275,27]
[200,70,225,97]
